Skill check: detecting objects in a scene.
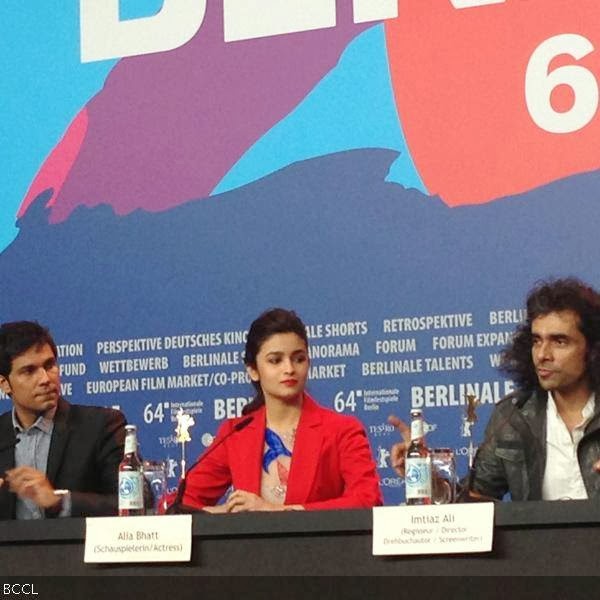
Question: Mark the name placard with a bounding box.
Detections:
[372,503,494,556]
[84,515,192,563]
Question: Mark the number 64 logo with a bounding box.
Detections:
[526,34,598,134]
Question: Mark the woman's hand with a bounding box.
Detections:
[202,504,230,514]
[224,489,280,513]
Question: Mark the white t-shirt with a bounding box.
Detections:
[541,392,595,501]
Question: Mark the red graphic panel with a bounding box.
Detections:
[19,108,89,217]
[385,0,600,205]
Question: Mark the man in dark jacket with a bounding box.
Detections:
[390,278,600,501]
[470,278,600,500]
[0,321,125,519]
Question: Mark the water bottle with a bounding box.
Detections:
[118,424,145,516]
[405,409,432,505]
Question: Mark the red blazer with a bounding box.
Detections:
[183,394,382,510]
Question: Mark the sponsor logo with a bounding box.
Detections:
[368,423,396,438]
[379,476,404,488]
[454,445,478,457]
[376,445,391,469]
[159,434,178,449]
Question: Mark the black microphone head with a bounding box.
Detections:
[234,415,254,431]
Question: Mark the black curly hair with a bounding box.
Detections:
[500,278,600,394]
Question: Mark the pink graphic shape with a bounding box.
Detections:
[18,108,89,217]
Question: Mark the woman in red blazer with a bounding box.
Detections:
[182,308,382,512]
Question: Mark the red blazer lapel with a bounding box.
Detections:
[285,394,324,504]
[230,408,265,495]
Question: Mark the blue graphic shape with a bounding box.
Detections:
[2,149,598,502]
[120,0,164,21]
[0,1,117,253]
[212,25,427,196]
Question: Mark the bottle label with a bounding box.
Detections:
[124,434,137,455]
[410,419,424,440]
[405,457,432,499]
[119,471,144,509]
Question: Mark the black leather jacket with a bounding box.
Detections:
[471,390,600,500]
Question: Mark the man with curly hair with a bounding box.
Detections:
[470,278,600,501]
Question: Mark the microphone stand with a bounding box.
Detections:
[166,416,254,514]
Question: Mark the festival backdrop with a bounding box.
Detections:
[2,0,600,504]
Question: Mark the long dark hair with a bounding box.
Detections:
[241,308,308,415]
[500,278,600,394]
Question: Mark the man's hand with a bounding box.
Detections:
[3,466,61,509]
[388,415,410,477]
[594,460,600,473]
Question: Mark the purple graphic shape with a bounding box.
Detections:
[40,4,371,223]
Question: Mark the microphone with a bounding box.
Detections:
[166,415,254,514]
